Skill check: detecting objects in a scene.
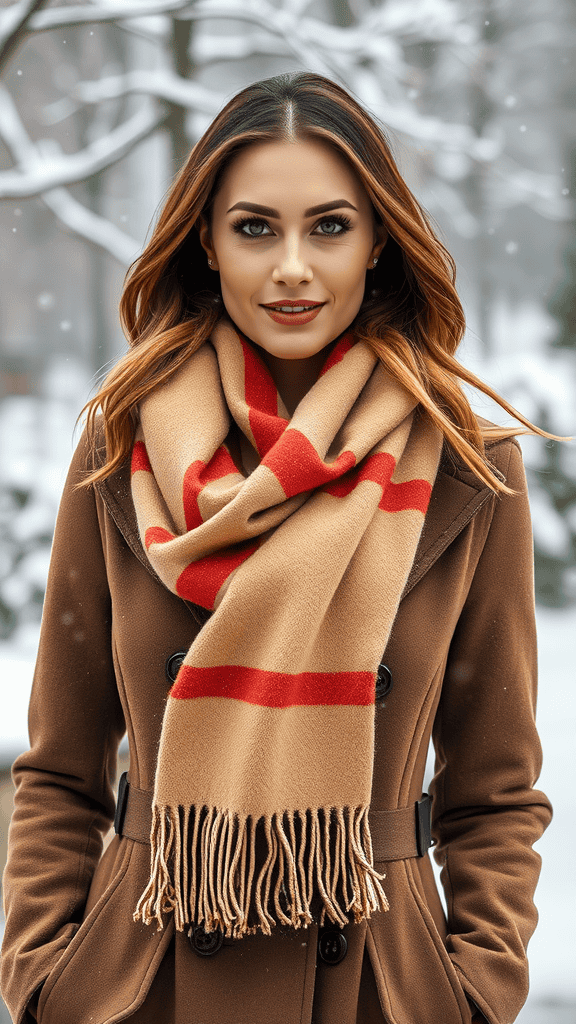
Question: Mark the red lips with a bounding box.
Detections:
[262,302,325,326]
[261,300,324,308]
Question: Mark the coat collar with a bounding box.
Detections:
[93,432,501,609]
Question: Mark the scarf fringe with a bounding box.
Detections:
[133,804,389,939]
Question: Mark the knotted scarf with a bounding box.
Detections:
[131,317,442,939]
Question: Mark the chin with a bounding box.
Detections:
[260,335,335,360]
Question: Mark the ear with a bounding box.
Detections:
[197,214,218,268]
[371,220,388,263]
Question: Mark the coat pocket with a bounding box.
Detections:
[37,840,173,1024]
[367,859,472,1024]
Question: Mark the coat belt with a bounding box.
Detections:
[113,772,434,861]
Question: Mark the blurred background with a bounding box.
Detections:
[0,0,575,1021]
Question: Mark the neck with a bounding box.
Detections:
[257,342,336,418]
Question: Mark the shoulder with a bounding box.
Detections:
[438,416,526,495]
[54,416,107,488]
[75,415,107,475]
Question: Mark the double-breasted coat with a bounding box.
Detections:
[1,421,552,1024]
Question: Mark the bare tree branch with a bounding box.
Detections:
[25,0,193,33]
[42,183,142,265]
[73,69,223,114]
[0,90,166,198]
[0,0,50,71]
[193,28,290,62]
[3,0,497,162]
[15,0,344,79]
[68,45,493,159]
[0,86,142,264]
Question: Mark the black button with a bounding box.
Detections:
[188,924,224,957]
[318,928,347,965]
[375,663,393,702]
[166,651,187,684]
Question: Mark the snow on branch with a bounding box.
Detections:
[0,85,141,264]
[0,94,165,198]
[3,0,497,162]
[0,0,44,48]
[0,0,48,71]
[73,69,223,114]
[177,2,495,159]
[42,182,142,265]
[24,0,193,33]
[62,3,494,159]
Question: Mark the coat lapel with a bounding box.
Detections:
[402,456,496,599]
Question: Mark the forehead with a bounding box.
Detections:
[213,138,370,211]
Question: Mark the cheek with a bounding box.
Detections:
[329,253,368,302]
[219,251,261,297]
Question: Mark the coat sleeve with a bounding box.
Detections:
[430,440,553,1024]
[0,430,126,1024]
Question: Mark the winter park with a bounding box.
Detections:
[1,1,576,1022]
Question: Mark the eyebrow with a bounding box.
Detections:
[226,199,358,217]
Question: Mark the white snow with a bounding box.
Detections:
[0,86,163,199]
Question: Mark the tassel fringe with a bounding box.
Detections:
[134,804,389,939]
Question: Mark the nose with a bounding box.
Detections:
[272,234,313,287]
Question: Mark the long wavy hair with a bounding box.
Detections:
[80,71,552,492]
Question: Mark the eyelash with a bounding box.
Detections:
[231,213,352,238]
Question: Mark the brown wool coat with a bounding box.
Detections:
[1,423,552,1024]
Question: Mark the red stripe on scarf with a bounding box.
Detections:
[240,337,289,456]
[131,441,151,474]
[183,446,239,531]
[324,451,395,497]
[176,542,259,609]
[324,452,431,513]
[262,430,356,499]
[318,333,354,376]
[380,478,432,514]
[171,663,375,707]
[145,526,175,549]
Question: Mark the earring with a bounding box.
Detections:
[372,257,378,266]
[208,258,214,267]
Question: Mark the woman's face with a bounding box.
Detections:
[198,138,387,360]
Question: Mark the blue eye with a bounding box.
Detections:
[315,215,351,235]
[231,213,352,238]
[232,217,271,237]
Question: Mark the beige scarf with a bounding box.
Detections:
[131,318,442,939]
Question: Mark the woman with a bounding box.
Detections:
[1,72,553,1024]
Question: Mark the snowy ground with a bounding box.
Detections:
[1,604,575,1021]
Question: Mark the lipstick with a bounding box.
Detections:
[261,300,325,326]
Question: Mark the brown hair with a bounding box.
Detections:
[80,71,555,492]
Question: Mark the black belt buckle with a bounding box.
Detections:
[415,793,433,857]
[114,771,129,836]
